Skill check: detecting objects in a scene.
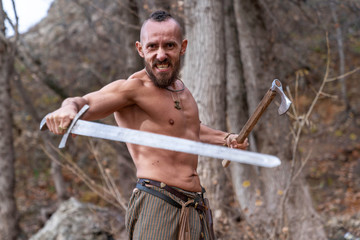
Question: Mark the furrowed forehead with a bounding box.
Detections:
[140,19,183,43]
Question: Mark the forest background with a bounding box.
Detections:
[0,0,359,239]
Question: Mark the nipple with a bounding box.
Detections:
[169,119,175,125]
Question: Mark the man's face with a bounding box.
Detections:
[136,19,187,88]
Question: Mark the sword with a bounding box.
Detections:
[40,105,281,168]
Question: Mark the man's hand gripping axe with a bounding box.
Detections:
[222,79,292,167]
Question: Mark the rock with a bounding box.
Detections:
[30,198,126,240]
[325,213,360,240]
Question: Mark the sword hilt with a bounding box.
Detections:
[59,105,90,148]
[39,105,90,148]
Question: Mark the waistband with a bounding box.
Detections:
[137,178,207,212]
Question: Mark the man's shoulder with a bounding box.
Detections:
[107,71,147,91]
[125,70,153,88]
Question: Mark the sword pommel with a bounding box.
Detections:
[59,104,90,148]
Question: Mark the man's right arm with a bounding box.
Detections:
[45,78,142,135]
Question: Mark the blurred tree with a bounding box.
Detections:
[183,0,328,239]
[183,0,230,216]
[330,1,349,112]
[0,1,19,239]
[232,1,327,239]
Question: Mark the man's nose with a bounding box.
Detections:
[156,48,167,62]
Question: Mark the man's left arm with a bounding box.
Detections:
[199,124,249,150]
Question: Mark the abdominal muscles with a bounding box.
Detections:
[130,144,202,192]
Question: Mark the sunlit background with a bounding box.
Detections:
[3,0,53,35]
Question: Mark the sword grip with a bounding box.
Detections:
[222,89,277,168]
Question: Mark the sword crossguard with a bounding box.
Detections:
[58,105,90,148]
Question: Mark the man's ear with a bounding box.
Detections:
[136,41,144,58]
[180,39,188,56]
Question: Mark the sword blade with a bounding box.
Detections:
[62,120,280,168]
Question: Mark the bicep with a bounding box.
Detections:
[82,80,138,120]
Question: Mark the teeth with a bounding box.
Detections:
[157,64,169,69]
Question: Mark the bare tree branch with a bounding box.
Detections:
[10,0,18,41]
[275,33,332,238]
[325,67,360,82]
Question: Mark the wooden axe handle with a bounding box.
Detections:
[222,89,277,168]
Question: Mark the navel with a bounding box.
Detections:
[169,119,175,125]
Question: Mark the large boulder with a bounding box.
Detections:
[30,198,126,240]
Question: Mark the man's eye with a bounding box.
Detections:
[148,44,156,49]
[167,43,174,48]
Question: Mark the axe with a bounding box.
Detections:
[222,79,291,168]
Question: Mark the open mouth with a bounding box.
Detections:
[153,60,171,72]
[156,63,170,70]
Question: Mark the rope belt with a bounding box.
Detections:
[136,179,210,240]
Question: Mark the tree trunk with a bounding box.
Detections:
[223,0,255,231]
[330,2,349,111]
[183,0,234,234]
[232,0,327,239]
[0,1,19,239]
[120,0,142,77]
[183,0,327,239]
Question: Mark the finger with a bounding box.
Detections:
[46,115,56,133]
[229,139,240,148]
[227,134,238,146]
[230,139,248,150]
[57,126,66,135]
[59,118,71,131]
[54,118,64,135]
[55,124,62,135]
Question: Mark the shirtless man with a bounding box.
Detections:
[46,10,248,240]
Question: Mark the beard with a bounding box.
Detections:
[145,57,181,88]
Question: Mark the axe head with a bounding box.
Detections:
[271,79,292,115]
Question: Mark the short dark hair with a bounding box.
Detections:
[148,10,172,22]
[140,10,183,41]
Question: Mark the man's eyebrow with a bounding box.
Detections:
[162,40,178,46]
[145,42,157,47]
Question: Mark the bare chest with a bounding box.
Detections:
[116,88,201,140]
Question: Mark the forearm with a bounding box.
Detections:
[61,97,88,112]
[199,124,228,146]
[200,124,249,150]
